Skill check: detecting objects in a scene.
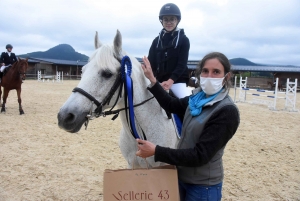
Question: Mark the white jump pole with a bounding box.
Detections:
[272,77,279,110]
[238,76,247,102]
[234,76,237,102]
[236,77,294,111]
[56,71,61,82]
[285,78,298,112]
[37,71,41,82]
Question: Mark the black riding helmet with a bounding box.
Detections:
[159,3,181,21]
[6,44,13,49]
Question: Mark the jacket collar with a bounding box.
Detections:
[156,28,184,49]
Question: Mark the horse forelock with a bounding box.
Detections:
[88,44,121,73]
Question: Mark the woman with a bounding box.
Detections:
[148,3,190,98]
[137,52,240,201]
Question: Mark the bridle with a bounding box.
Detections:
[72,71,124,123]
[17,61,27,80]
[72,56,154,133]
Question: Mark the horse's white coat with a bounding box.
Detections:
[59,30,178,168]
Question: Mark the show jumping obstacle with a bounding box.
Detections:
[37,71,63,83]
[234,76,298,111]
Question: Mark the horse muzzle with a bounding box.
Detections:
[57,107,89,133]
[19,73,26,80]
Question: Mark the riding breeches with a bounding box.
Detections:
[170,83,192,98]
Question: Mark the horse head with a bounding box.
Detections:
[17,57,28,80]
[58,30,138,133]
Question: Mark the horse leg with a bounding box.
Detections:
[1,89,9,113]
[17,88,24,115]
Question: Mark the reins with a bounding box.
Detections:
[102,96,154,119]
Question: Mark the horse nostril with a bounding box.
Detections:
[65,113,76,123]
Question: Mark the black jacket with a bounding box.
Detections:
[148,28,190,84]
[0,52,18,66]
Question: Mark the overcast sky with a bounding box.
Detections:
[1,0,299,66]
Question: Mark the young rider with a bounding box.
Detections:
[147,3,190,98]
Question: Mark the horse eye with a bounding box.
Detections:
[101,70,113,78]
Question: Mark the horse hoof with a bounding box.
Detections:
[1,109,5,113]
[20,111,25,115]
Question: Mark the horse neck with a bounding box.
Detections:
[6,62,25,83]
[116,66,178,153]
[9,62,19,74]
[117,66,161,132]
[124,65,151,106]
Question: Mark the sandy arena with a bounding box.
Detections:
[0,80,299,200]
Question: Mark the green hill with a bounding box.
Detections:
[229,58,263,66]
[19,45,293,67]
[18,44,89,61]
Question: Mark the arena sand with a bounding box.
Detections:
[0,80,299,201]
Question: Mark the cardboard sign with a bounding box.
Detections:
[103,165,179,201]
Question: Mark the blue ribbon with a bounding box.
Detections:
[121,56,132,80]
[121,56,140,139]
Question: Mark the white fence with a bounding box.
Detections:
[234,76,298,112]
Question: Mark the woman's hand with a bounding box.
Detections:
[141,56,156,84]
[136,139,156,158]
[161,79,174,90]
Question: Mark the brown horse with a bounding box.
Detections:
[0,57,28,114]
[267,80,283,91]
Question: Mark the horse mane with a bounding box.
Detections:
[11,58,28,68]
[3,60,20,74]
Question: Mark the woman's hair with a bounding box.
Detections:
[195,52,232,90]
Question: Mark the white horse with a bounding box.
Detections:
[57,30,178,168]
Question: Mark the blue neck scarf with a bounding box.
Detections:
[189,89,222,116]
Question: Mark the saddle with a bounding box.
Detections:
[167,90,183,139]
[2,65,12,76]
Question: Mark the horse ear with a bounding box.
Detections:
[113,30,122,59]
[94,31,102,49]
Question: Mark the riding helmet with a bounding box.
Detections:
[6,44,13,49]
[159,3,181,21]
